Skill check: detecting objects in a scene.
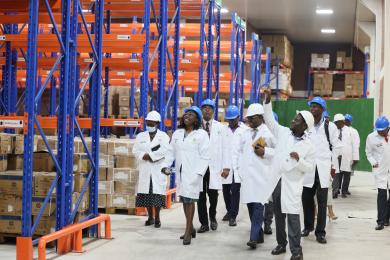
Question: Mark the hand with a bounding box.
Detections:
[254,145,265,158]
[290,152,299,161]
[142,153,152,162]
[262,88,272,104]
[161,167,172,176]
[373,163,379,168]
[221,169,230,179]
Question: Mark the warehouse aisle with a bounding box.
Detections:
[1,171,390,260]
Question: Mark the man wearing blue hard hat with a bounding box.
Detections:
[221,105,245,227]
[343,114,360,195]
[197,99,230,233]
[365,116,390,231]
[301,96,342,244]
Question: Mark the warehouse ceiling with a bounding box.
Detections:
[222,0,358,43]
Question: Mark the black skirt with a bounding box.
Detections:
[136,178,166,208]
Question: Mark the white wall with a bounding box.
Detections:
[383,0,390,116]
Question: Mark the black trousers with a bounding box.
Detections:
[222,175,241,220]
[333,171,352,195]
[273,180,302,255]
[264,201,274,228]
[302,169,328,237]
[377,189,390,225]
[198,168,219,226]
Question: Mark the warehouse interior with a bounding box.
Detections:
[0,0,390,259]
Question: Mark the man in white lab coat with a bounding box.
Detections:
[233,103,277,249]
[263,89,315,260]
[197,99,230,233]
[332,114,357,199]
[344,114,360,195]
[365,116,390,230]
[301,97,342,244]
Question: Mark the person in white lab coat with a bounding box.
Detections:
[221,105,246,227]
[233,103,277,249]
[332,114,357,198]
[263,89,315,260]
[365,116,390,231]
[197,99,230,233]
[344,114,360,195]
[132,111,171,228]
[301,97,342,244]
[164,106,210,245]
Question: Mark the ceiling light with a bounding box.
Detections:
[316,9,334,15]
[214,7,229,14]
[321,28,336,34]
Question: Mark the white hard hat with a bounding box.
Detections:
[145,111,161,122]
[245,103,264,118]
[333,113,345,123]
[298,110,315,131]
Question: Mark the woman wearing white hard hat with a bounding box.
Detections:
[233,102,277,249]
[132,111,171,228]
[263,89,315,260]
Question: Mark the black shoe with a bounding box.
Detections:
[346,191,351,195]
[180,229,196,239]
[222,213,229,221]
[257,232,264,244]
[290,253,303,260]
[301,229,313,237]
[264,225,272,235]
[145,219,155,226]
[341,193,347,198]
[183,236,191,245]
[210,219,218,231]
[375,224,384,230]
[154,220,161,228]
[384,222,389,227]
[271,245,286,255]
[247,240,257,249]
[229,218,237,226]
[316,235,327,244]
[197,225,209,233]
[332,194,338,199]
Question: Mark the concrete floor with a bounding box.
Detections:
[1,171,390,260]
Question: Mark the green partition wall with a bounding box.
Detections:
[272,98,374,172]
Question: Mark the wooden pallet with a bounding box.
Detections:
[345,95,362,98]
[98,207,136,215]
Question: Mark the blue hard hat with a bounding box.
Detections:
[200,99,216,110]
[184,106,203,123]
[225,105,240,120]
[345,114,353,122]
[322,111,329,119]
[308,96,327,110]
[273,112,279,122]
[375,116,389,131]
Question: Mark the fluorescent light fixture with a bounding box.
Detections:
[321,28,336,34]
[316,9,333,15]
[214,7,229,14]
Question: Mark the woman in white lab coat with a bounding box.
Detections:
[365,116,390,230]
[165,106,210,245]
[132,111,171,228]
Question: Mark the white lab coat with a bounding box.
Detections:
[167,129,210,199]
[222,124,246,184]
[132,130,171,195]
[264,103,316,214]
[338,126,355,172]
[203,120,230,190]
[303,119,342,188]
[233,123,276,204]
[365,132,390,189]
[349,126,360,161]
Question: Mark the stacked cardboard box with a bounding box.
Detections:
[336,51,353,70]
[311,54,330,69]
[178,97,193,118]
[345,74,364,97]
[313,74,333,96]
[261,35,294,68]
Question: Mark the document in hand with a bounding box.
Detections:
[252,137,267,149]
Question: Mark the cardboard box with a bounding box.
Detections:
[114,181,136,195]
[99,154,114,168]
[32,197,56,216]
[119,96,130,107]
[33,216,56,236]
[13,135,38,154]
[109,195,136,208]
[0,219,21,234]
[107,139,134,156]
[98,181,114,195]
[0,171,23,195]
[0,155,7,171]
[34,172,56,197]
[113,168,139,183]
[73,153,91,173]
[0,134,12,155]
[0,195,22,216]
[72,192,89,212]
[178,97,193,108]
[33,152,56,172]
[37,136,57,152]
[73,173,89,193]
[100,139,108,155]
[7,154,23,170]
[99,168,108,181]
[115,155,137,168]
[98,194,107,208]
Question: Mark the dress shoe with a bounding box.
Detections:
[290,253,303,260]
[384,221,389,227]
[145,218,155,226]
[264,225,272,235]
[346,191,351,195]
[341,193,347,198]
[246,240,257,249]
[229,218,237,226]
[332,194,338,199]
[183,236,191,245]
[197,225,209,233]
[301,229,313,237]
[222,213,229,221]
[316,235,327,244]
[271,245,286,255]
[375,224,384,230]
[210,219,218,231]
[180,229,196,239]
[154,220,161,228]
